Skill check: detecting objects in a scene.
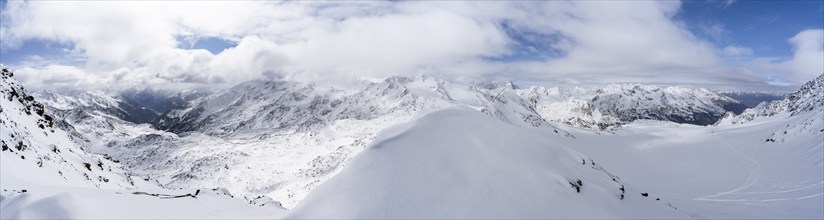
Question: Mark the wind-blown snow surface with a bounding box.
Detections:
[288,107,688,219]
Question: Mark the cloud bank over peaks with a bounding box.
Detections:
[0,1,821,91]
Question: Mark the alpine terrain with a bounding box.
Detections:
[2,64,821,218]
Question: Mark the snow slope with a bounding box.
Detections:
[561,111,823,219]
[288,107,688,219]
[559,75,824,219]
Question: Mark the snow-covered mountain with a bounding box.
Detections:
[153,76,568,136]
[34,90,159,125]
[155,76,747,135]
[3,64,822,218]
[590,84,748,126]
[720,73,824,142]
[520,84,747,129]
[21,74,755,210]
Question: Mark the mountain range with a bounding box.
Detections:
[2,66,821,219]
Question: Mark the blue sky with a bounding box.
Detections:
[677,0,823,58]
[0,1,821,91]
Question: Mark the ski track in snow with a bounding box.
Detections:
[695,133,762,202]
[695,133,823,203]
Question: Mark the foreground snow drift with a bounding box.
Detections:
[288,107,687,218]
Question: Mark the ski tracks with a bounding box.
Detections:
[695,133,823,203]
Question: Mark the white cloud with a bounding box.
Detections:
[491,1,743,86]
[0,1,810,90]
[280,7,510,80]
[0,1,514,86]
[13,65,104,89]
[751,29,824,85]
[722,46,753,56]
